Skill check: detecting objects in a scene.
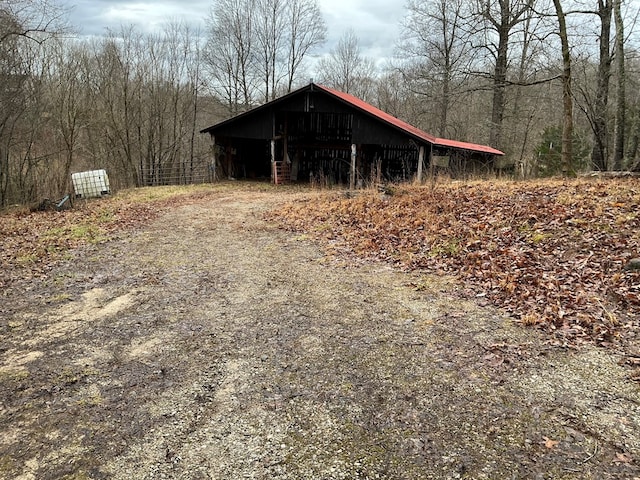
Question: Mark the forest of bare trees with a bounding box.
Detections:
[0,2,217,206]
[1,0,639,206]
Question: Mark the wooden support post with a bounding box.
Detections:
[283,113,289,164]
[283,132,288,164]
[225,144,232,179]
[350,143,356,190]
[429,143,434,180]
[210,135,217,181]
[270,139,276,183]
[416,145,425,184]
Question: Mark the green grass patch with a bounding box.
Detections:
[16,253,38,264]
[529,231,550,244]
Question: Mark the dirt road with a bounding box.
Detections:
[1,188,639,479]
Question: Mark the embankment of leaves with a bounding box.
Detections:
[268,179,640,350]
[0,186,220,287]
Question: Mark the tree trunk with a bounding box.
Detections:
[627,107,639,162]
[553,0,573,176]
[590,0,612,171]
[489,11,510,150]
[440,69,450,138]
[0,144,8,207]
[612,0,625,170]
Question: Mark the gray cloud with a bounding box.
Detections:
[67,0,209,35]
[65,0,402,61]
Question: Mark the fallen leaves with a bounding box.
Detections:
[543,437,560,449]
[0,202,152,288]
[615,452,633,464]
[269,178,640,350]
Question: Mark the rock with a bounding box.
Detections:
[623,258,640,271]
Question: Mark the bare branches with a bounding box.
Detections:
[465,71,562,87]
[0,0,68,44]
[204,0,325,112]
[315,30,376,101]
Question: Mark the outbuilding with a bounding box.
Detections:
[200,83,504,186]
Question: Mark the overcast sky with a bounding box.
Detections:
[66,0,405,65]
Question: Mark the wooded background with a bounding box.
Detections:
[1,0,638,206]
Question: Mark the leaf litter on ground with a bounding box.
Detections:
[267,178,640,364]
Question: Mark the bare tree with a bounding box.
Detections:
[399,0,472,137]
[90,24,211,187]
[0,11,23,204]
[249,0,326,101]
[284,0,326,92]
[183,24,206,183]
[0,0,65,205]
[375,70,410,118]
[46,40,89,194]
[612,0,625,170]
[205,0,325,110]
[473,0,537,151]
[588,0,613,170]
[504,1,554,170]
[552,0,573,175]
[0,0,66,43]
[255,0,286,102]
[205,0,257,114]
[5,39,50,202]
[315,30,376,100]
[625,55,640,168]
[95,28,145,186]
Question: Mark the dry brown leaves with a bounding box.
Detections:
[269,178,640,349]
[0,200,154,286]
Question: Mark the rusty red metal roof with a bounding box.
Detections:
[315,84,504,156]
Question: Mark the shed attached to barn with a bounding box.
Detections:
[200,83,504,186]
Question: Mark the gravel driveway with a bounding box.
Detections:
[1,187,639,479]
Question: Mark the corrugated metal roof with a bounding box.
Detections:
[314,84,504,156]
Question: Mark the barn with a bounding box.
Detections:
[200,83,504,186]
